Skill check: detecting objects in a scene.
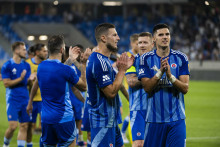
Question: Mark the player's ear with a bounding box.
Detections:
[100,35,107,43]
[60,47,64,54]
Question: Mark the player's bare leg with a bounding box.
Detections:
[132,140,144,147]
[17,122,28,140]
[69,139,76,147]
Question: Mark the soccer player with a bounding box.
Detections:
[26,35,89,147]
[62,45,87,147]
[125,32,154,147]
[1,42,31,147]
[138,24,190,147]
[26,43,48,147]
[86,23,134,147]
[121,33,139,143]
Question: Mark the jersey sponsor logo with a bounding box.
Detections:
[12,68,17,75]
[103,75,110,82]
[139,69,144,75]
[171,63,177,69]
[109,143,113,147]
[137,132,141,136]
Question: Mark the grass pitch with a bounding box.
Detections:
[0,81,220,147]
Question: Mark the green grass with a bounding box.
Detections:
[0,81,220,147]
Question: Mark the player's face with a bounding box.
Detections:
[106,28,120,52]
[37,46,48,60]
[154,28,170,49]
[138,36,153,56]
[131,40,138,53]
[18,45,27,59]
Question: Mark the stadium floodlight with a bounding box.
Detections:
[205,1,209,5]
[103,1,122,6]
[54,0,59,5]
[39,35,48,41]
[27,36,35,41]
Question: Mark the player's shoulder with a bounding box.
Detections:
[141,50,155,60]
[2,58,13,69]
[171,49,188,62]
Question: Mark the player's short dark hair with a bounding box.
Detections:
[74,44,84,52]
[153,23,169,35]
[34,43,45,53]
[28,45,35,55]
[11,41,25,52]
[95,23,115,42]
[130,34,139,43]
[138,32,152,39]
[48,35,64,55]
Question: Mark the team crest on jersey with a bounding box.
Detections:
[8,115,12,119]
[103,75,110,82]
[137,132,141,136]
[171,63,177,69]
[12,68,17,75]
[109,143,113,147]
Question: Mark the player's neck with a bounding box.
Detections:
[49,54,62,61]
[34,56,42,64]
[156,46,170,57]
[97,45,111,57]
[132,48,138,55]
[13,54,22,64]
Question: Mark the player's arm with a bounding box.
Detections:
[126,73,141,88]
[120,85,129,102]
[26,79,39,114]
[74,48,92,91]
[71,86,85,103]
[140,57,168,94]
[101,53,134,99]
[165,58,189,94]
[2,70,27,88]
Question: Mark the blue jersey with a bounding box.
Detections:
[86,52,122,128]
[1,58,31,103]
[138,49,190,123]
[126,54,147,111]
[37,59,79,124]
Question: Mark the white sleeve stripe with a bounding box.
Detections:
[171,50,188,61]
[140,51,154,65]
[97,54,108,71]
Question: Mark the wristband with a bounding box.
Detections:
[169,74,176,83]
[155,70,162,79]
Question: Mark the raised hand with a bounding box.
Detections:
[160,57,171,77]
[81,48,92,64]
[116,52,129,72]
[69,46,81,61]
[20,69,27,80]
[127,54,135,69]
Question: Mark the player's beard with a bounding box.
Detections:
[106,43,118,53]
[18,53,26,59]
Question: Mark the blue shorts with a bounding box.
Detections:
[130,110,147,141]
[6,101,30,123]
[144,119,186,147]
[91,125,123,147]
[81,104,90,132]
[31,101,42,123]
[41,121,77,147]
[72,98,83,120]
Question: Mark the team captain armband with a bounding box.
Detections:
[126,66,136,75]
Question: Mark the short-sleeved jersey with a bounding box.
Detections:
[86,52,122,128]
[138,49,190,123]
[1,58,31,103]
[37,59,79,124]
[26,58,41,101]
[126,54,147,111]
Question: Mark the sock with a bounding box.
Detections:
[26,142,33,147]
[87,139,91,147]
[4,137,11,145]
[17,140,26,147]
[78,135,83,142]
[76,129,79,143]
[122,116,129,133]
